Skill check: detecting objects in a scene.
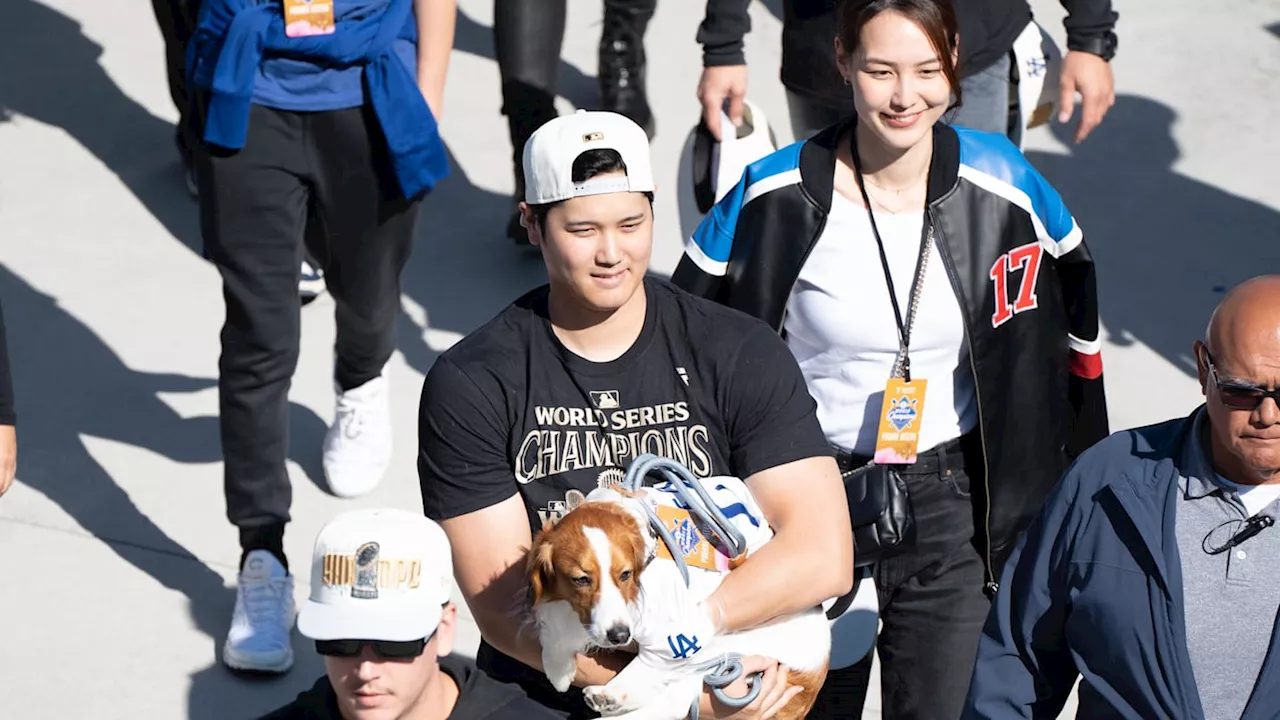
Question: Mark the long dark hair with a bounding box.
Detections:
[836,0,962,110]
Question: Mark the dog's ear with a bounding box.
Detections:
[527,534,558,606]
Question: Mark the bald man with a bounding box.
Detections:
[963,275,1280,720]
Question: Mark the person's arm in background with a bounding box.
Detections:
[1056,0,1118,143]
[414,0,456,120]
[0,296,16,497]
[696,0,752,139]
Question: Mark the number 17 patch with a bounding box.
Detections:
[989,242,1043,328]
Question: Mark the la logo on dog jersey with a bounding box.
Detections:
[666,633,703,660]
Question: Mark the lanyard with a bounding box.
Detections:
[849,139,934,383]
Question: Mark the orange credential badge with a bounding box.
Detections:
[873,378,928,465]
[284,0,336,37]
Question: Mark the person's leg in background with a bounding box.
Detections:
[150,0,199,195]
[943,53,1014,138]
[305,104,423,499]
[599,0,657,136]
[493,0,567,242]
[192,98,312,675]
[784,89,852,142]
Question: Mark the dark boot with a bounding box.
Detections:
[599,0,657,139]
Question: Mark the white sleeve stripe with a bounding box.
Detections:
[683,234,728,277]
[1069,334,1102,355]
[743,168,802,206]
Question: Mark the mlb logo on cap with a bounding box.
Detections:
[298,509,454,642]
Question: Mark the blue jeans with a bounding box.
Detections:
[943,52,1017,143]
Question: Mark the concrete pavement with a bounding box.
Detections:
[1,0,1277,717]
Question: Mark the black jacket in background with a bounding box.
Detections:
[259,654,566,720]
[698,0,1117,105]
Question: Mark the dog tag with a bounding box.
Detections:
[284,0,335,37]
[873,378,928,464]
[652,506,719,571]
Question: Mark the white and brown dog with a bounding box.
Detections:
[527,483,830,719]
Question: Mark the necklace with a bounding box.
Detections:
[862,176,926,214]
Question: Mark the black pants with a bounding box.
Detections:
[808,433,991,719]
[493,0,656,193]
[192,99,422,538]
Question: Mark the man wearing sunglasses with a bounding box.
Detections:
[263,508,561,720]
[964,274,1280,719]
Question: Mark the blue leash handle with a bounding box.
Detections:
[621,455,765,715]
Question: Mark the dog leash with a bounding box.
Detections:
[620,455,764,716]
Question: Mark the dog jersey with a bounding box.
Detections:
[627,476,773,666]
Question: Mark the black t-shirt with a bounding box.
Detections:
[258,654,563,720]
[418,277,831,714]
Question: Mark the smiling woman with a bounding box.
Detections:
[671,0,1111,715]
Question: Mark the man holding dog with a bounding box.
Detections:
[417,110,853,719]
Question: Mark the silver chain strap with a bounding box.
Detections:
[891,223,934,379]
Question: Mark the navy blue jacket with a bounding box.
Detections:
[965,408,1280,719]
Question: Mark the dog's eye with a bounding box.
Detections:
[572,575,592,587]
[618,570,633,582]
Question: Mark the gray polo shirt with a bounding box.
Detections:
[1177,409,1280,719]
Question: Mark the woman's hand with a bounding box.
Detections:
[698,655,802,719]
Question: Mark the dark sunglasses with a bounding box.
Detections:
[1202,348,1280,411]
[315,628,437,660]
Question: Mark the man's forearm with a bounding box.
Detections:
[474,610,633,688]
[705,525,851,632]
[414,0,456,114]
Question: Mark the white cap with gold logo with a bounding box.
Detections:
[298,508,453,642]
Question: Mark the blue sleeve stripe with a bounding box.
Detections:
[686,140,806,270]
[956,128,1082,255]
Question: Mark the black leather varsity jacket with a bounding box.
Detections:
[671,119,1110,592]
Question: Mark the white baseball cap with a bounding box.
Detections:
[522,110,657,205]
[297,509,454,642]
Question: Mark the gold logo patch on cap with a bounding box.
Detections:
[582,132,604,142]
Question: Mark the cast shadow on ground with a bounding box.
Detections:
[0,265,327,719]
[0,0,201,257]
[1026,94,1280,377]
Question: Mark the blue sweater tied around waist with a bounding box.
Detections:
[188,0,449,199]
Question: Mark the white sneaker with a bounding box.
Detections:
[300,260,327,304]
[223,550,295,674]
[323,371,392,498]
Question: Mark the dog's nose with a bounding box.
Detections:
[605,624,631,645]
